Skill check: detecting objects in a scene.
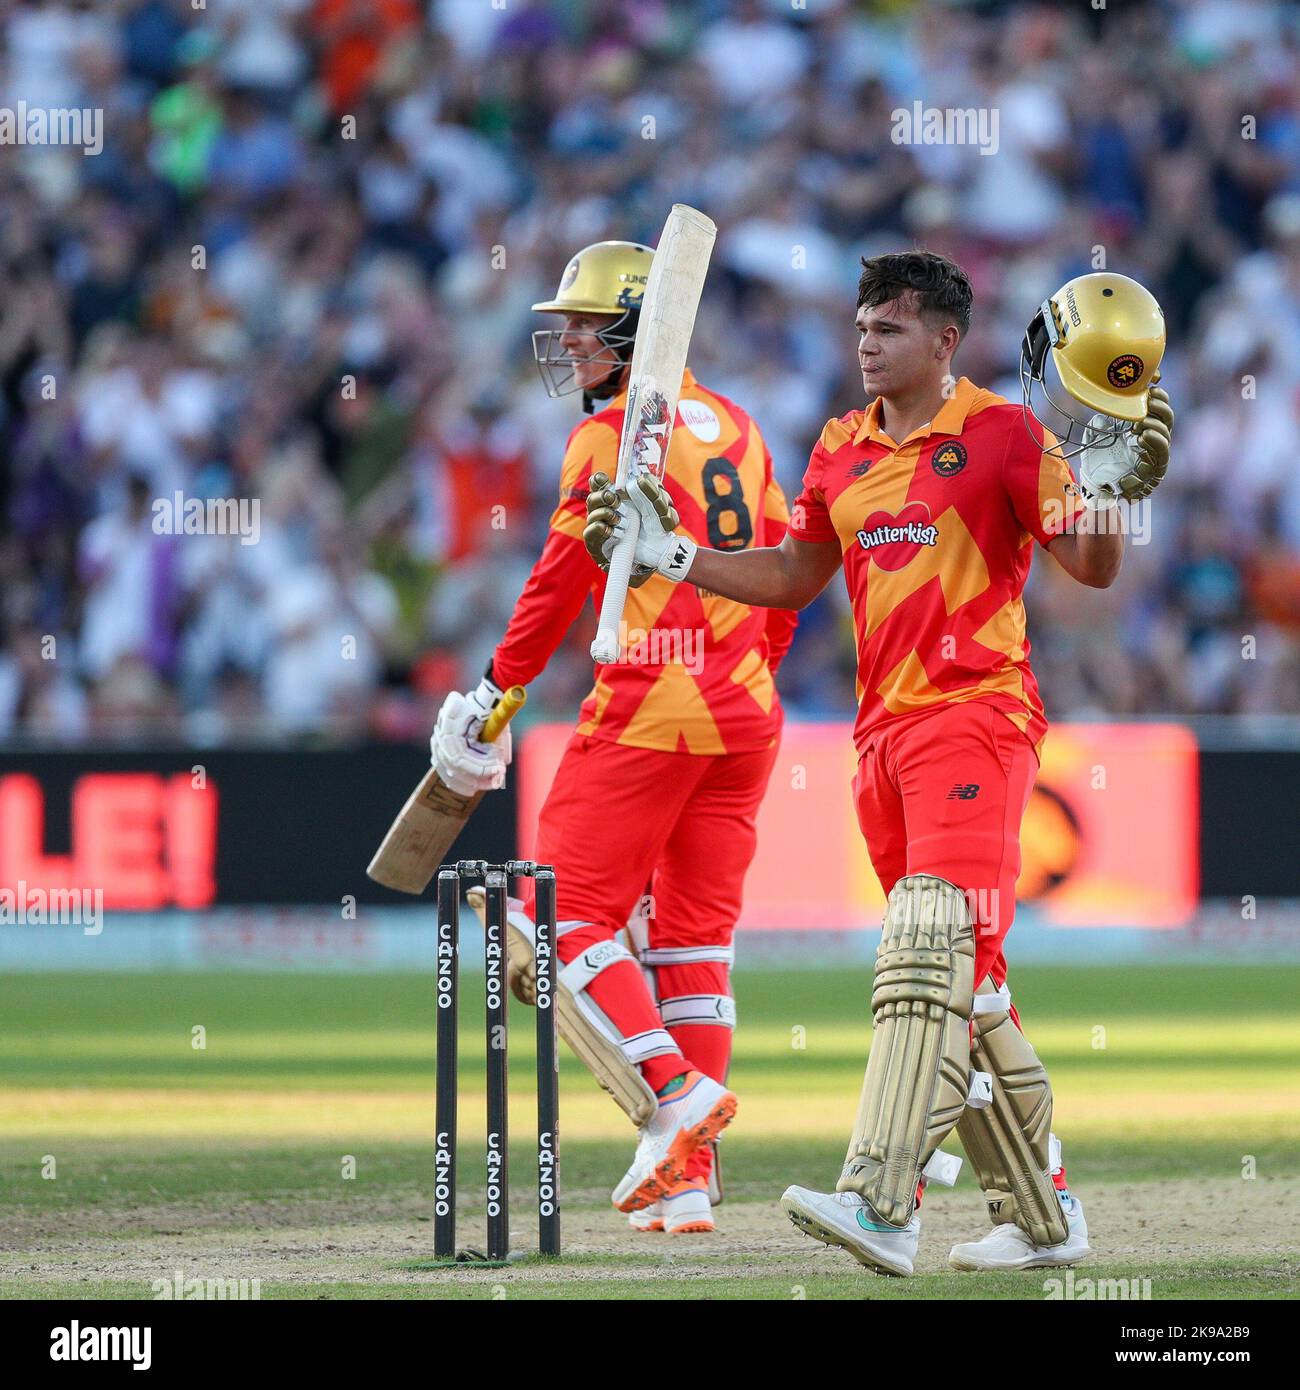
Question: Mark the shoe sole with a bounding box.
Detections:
[1031,1243,1093,1268]
[668,1221,715,1234]
[949,1243,1093,1272]
[783,1204,910,1277]
[616,1093,738,1214]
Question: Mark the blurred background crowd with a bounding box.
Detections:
[1,0,1298,745]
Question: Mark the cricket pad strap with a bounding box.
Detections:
[638,944,735,966]
[955,978,1069,1248]
[562,940,677,1062]
[837,875,975,1225]
[468,890,657,1128]
[658,993,736,1028]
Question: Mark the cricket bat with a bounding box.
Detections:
[589,204,716,665]
[366,685,526,894]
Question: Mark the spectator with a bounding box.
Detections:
[262,522,397,732]
[76,471,181,682]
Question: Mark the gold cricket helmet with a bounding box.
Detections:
[533,240,653,316]
[1021,272,1166,455]
[532,241,652,402]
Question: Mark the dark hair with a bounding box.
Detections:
[856,251,972,337]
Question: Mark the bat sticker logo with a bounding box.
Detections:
[632,389,673,476]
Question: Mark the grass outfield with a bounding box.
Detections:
[1,965,1297,1300]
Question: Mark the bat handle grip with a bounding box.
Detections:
[591,510,640,664]
[480,685,527,743]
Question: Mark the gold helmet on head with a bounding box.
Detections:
[533,240,652,316]
[1021,272,1166,456]
[532,240,653,407]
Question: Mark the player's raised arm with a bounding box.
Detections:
[1018,274,1175,588]
[583,471,842,610]
[1045,384,1174,586]
[759,469,800,671]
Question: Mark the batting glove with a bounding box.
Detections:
[430,676,511,796]
[583,471,696,584]
[1078,385,1175,509]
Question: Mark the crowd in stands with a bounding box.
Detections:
[1,0,1297,743]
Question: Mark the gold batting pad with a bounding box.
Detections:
[955,981,1069,1247]
[467,889,656,1128]
[837,875,975,1224]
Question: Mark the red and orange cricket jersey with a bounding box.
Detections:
[493,369,796,754]
[789,376,1086,756]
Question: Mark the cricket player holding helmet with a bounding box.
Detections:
[431,239,797,1229]
[585,251,1172,1272]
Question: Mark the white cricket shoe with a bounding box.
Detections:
[611,1071,737,1214]
[628,1177,715,1234]
[781,1186,920,1276]
[628,1200,664,1232]
[949,1194,1092,1270]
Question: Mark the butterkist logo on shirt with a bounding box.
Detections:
[855,503,939,568]
[856,519,939,549]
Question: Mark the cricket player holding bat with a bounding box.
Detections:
[430,237,797,1226]
[585,251,1173,1272]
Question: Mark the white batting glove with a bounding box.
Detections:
[1077,386,1174,509]
[585,472,696,583]
[1077,419,1140,512]
[430,676,511,796]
